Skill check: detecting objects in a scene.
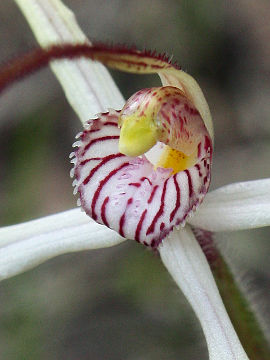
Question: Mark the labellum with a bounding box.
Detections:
[70,44,213,247]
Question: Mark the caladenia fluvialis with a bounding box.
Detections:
[1,1,270,359]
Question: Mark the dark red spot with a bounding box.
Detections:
[195,164,202,177]
[128,182,141,188]
[150,240,156,248]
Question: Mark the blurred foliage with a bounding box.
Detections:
[0,0,270,359]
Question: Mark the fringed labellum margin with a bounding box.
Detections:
[70,45,213,248]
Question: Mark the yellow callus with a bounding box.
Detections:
[118,114,158,157]
[156,145,196,174]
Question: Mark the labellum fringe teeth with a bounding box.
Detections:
[71,109,212,248]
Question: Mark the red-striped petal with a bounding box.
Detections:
[71,109,212,248]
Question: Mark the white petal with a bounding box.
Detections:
[14,0,125,123]
[159,226,248,360]
[0,209,125,280]
[189,178,270,231]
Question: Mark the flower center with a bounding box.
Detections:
[156,146,197,174]
[118,86,206,174]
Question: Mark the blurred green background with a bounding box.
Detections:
[0,1,270,359]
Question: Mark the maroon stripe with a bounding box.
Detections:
[79,157,102,166]
[119,214,125,237]
[128,182,141,188]
[118,198,133,237]
[91,162,130,220]
[140,177,152,185]
[83,153,124,185]
[101,196,109,227]
[147,185,158,203]
[82,135,119,155]
[170,175,181,222]
[146,178,169,235]
[184,170,193,198]
[135,209,147,242]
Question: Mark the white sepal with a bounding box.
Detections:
[189,178,270,231]
[0,209,125,280]
[14,0,125,123]
[159,225,248,360]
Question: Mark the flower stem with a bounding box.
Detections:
[194,228,270,360]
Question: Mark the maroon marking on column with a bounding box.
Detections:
[135,209,147,242]
[101,196,110,227]
[160,109,171,125]
[197,142,202,158]
[91,162,130,220]
[147,185,158,203]
[82,135,119,155]
[170,174,181,222]
[83,153,124,185]
[184,169,193,198]
[160,222,165,231]
[146,178,169,235]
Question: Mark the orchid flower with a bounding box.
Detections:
[1,0,270,359]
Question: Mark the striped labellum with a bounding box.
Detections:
[71,44,213,248]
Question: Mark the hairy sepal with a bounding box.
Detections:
[71,110,211,248]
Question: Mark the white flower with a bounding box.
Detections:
[2,0,270,358]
